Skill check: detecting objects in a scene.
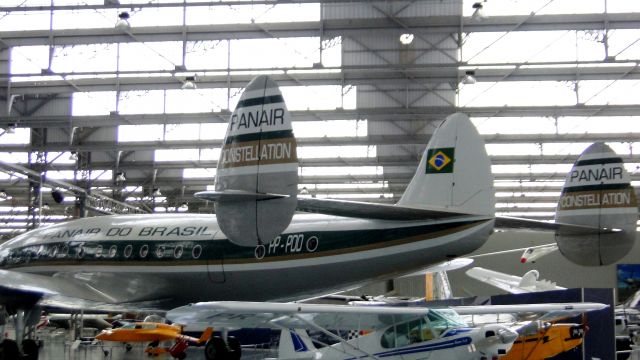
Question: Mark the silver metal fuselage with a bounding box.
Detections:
[0,213,494,309]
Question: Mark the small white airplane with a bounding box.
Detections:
[465,267,566,294]
[0,75,636,351]
[167,301,606,360]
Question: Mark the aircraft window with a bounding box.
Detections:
[76,245,84,258]
[108,245,117,258]
[95,245,103,257]
[395,322,410,348]
[381,326,395,348]
[50,246,58,257]
[174,245,183,259]
[124,245,133,258]
[61,245,69,257]
[140,245,149,258]
[407,319,423,344]
[156,246,165,258]
[120,323,135,329]
[192,245,202,259]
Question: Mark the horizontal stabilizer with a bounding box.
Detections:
[495,216,621,235]
[297,198,468,220]
[195,190,289,202]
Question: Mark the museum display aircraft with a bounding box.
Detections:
[96,322,213,359]
[0,75,636,348]
[166,301,606,360]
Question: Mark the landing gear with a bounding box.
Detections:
[204,337,227,360]
[226,336,241,360]
[204,336,242,360]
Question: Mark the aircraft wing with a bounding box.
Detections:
[296,198,468,220]
[452,303,607,317]
[167,301,607,330]
[0,269,161,312]
[464,267,531,294]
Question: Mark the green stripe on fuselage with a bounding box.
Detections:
[1,219,488,268]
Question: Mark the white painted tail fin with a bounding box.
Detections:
[555,142,638,265]
[277,329,317,360]
[204,75,298,247]
[398,113,495,216]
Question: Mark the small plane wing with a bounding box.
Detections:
[167,301,607,331]
[0,269,162,312]
[296,198,469,220]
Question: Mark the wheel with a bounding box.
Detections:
[174,352,187,360]
[204,337,227,360]
[125,343,133,352]
[226,337,242,360]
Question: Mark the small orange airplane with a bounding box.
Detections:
[96,322,212,359]
[502,322,585,360]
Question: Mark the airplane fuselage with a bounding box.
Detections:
[0,213,493,309]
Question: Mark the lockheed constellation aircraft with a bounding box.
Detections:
[0,75,635,354]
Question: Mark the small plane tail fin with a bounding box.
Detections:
[277,329,317,360]
[397,113,495,216]
[518,270,539,288]
[198,327,213,344]
[210,75,298,246]
[555,142,638,265]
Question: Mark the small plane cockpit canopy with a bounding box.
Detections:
[381,309,468,348]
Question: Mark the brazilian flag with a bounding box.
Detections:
[425,147,454,174]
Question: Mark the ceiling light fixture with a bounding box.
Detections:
[461,70,477,85]
[115,12,131,31]
[399,33,414,45]
[472,2,486,21]
[181,75,197,90]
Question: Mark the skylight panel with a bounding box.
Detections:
[0,10,50,31]
[462,0,604,16]
[183,168,216,179]
[118,90,165,115]
[72,91,116,116]
[200,148,221,160]
[200,124,228,140]
[118,42,182,72]
[0,129,30,145]
[51,8,118,29]
[557,116,640,134]
[165,89,226,114]
[496,203,556,209]
[494,180,565,188]
[460,82,575,107]
[579,80,640,106]
[185,41,229,70]
[491,164,573,174]
[496,191,561,198]
[155,149,200,162]
[471,117,558,135]
[186,3,319,25]
[118,124,163,142]
[299,167,383,176]
[51,44,117,73]
[10,46,49,75]
[297,146,376,159]
[281,85,355,111]
[230,38,320,69]
[163,124,201,141]
[293,120,367,138]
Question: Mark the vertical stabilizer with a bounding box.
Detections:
[555,142,637,266]
[398,113,495,216]
[213,76,298,246]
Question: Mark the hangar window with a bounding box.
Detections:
[183,168,217,179]
[0,153,29,164]
[51,44,118,73]
[186,3,319,25]
[72,92,117,116]
[118,90,165,115]
[0,130,29,145]
[293,120,366,138]
[298,146,376,159]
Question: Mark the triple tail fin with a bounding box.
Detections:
[555,142,638,266]
[397,113,495,216]
[196,75,298,246]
